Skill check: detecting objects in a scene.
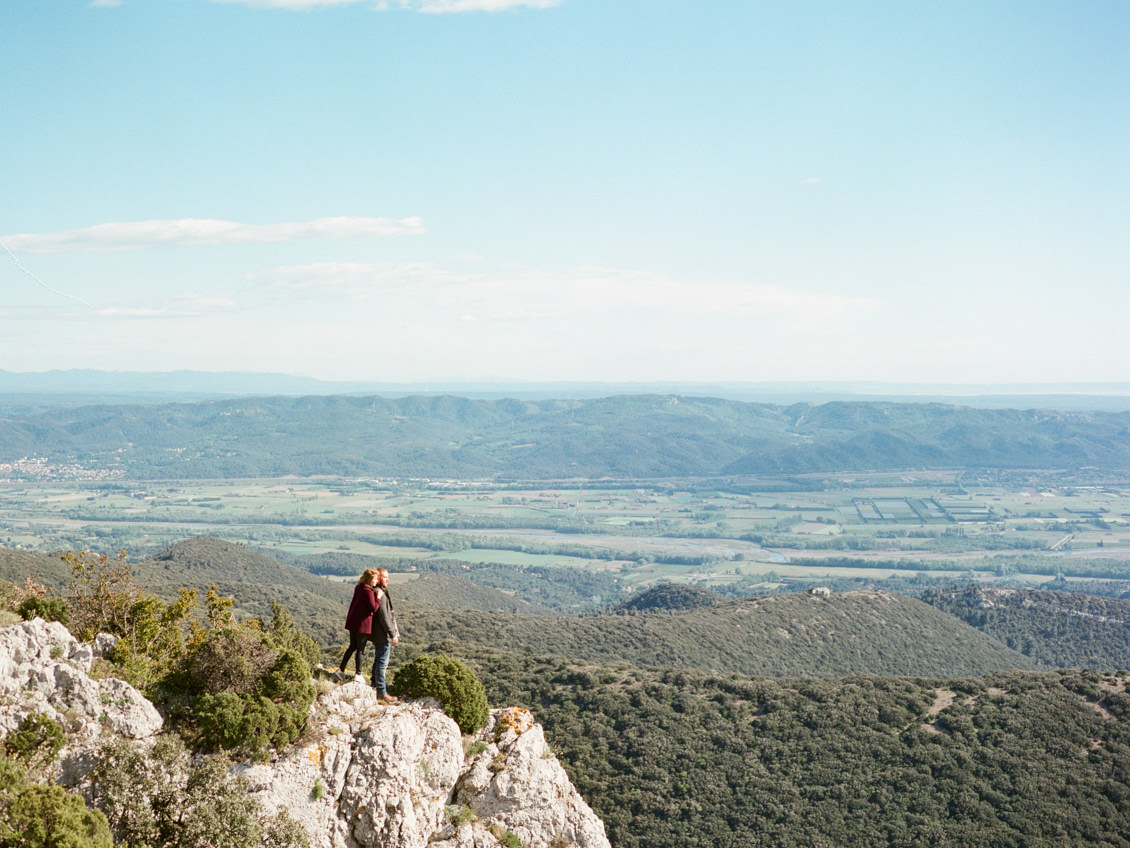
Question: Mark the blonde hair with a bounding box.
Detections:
[358,569,380,586]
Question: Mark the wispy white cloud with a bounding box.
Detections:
[212,0,365,7]
[211,0,558,10]
[249,260,872,331]
[234,261,881,382]
[1,216,426,254]
[251,261,460,300]
[94,297,239,319]
[408,0,560,12]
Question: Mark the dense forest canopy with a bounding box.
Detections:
[453,648,1130,848]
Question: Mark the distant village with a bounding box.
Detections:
[0,456,123,483]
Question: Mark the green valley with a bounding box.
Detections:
[4,393,1130,847]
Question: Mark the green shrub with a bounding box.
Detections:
[3,714,66,767]
[195,692,308,758]
[46,553,319,760]
[392,654,489,734]
[445,804,476,826]
[0,780,113,848]
[89,735,308,848]
[183,626,277,696]
[188,640,314,756]
[0,755,112,848]
[16,595,69,625]
[160,596,315,756]
[108,590,200,697]
[195,693,253,751]
[63,550,144,641]
[260,650,315,707]
[266,602,321,669]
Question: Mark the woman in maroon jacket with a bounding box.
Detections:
[335,569,380,681]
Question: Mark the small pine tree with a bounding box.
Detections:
[0,757,113,848]
[16,595,69,625]
[3,714,65,768]
[392,654,489,734]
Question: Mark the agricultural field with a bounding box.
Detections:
[2,471,1130,593]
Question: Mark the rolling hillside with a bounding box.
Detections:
[922,586,1130,671]
[6,538,1129,847]
[3,394,1130,478]
[445,648,1130,848]
[400,590,1038,678]
[391,573,555,615]
[0,547,72,589]
[0,539,352,647]
[3,540,1034,678]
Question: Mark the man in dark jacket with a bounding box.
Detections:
[371,568,399,703]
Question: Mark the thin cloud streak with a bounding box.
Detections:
[212,0,366,7]
[412,0,560,12]
[2,217,426,254]
[250,261,873,328]
[212,0,558,10]
[94,297,239,319]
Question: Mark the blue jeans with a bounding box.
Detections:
[371,641,391,695]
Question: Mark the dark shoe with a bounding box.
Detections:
[379,694,399,704]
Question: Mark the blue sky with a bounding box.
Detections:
[2,0,1128,385]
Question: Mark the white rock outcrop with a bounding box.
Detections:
[0,621,610,848]
[241,683,611,848]
[0,618,162,742]
[433,707,611,848]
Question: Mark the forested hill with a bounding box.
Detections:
[461,650,1130,848]
[401,591,1038,678]
[3,394,1130,479]
[2,539,1033,678]
[922,586,1130,671]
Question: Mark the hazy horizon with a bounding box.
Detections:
[6,367,1130,412]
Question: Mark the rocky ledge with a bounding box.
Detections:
[242,683,609,848]
[0,619,610,848]
[0,618,162,742]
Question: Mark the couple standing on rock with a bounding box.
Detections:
[336,567,400,703]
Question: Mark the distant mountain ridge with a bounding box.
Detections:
[3,393,1130,479]
[5,369,1130,410]
[0,368,334,395]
